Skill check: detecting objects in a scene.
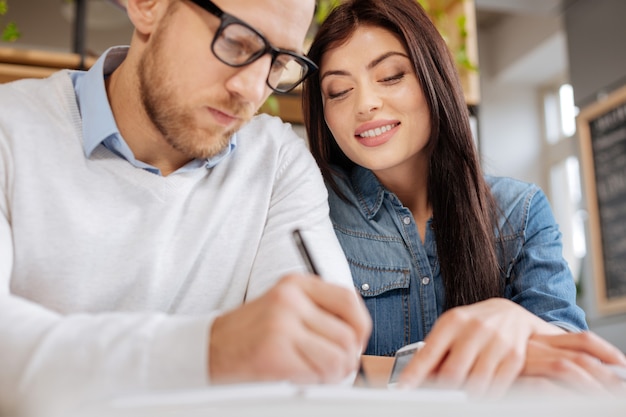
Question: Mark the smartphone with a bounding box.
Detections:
[388,341,425,387]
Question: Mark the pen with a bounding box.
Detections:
[292,229,370,387]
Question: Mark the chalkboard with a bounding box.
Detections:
[578,84,626,315]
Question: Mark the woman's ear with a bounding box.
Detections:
[126,0,165,35]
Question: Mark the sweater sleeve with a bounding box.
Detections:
[242,117,354,302]
[0,261,214,417]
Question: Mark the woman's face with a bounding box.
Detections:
[320,25,431,180]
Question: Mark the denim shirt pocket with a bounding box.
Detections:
[349,258,411,297]
[344,252,412,356]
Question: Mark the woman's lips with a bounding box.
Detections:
[355,122,400,147]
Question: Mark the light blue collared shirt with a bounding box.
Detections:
[70,46,236,176]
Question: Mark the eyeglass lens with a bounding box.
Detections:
[214,22,308,92]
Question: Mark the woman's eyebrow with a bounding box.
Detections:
[367,51,408,70]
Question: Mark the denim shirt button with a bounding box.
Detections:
[421,277,430,285]
[361,283,370,291]
[402,216,411,225]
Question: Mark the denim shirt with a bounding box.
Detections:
[328,166,588,356]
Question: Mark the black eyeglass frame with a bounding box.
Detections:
[189,0,318,94]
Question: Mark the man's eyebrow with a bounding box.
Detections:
[320,51,409,82]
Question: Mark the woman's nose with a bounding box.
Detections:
[355,86,382,116]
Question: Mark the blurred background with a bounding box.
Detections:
[1,0,626,350]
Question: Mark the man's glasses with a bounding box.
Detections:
[189,0,318,94]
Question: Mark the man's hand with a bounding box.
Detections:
[208,274,372,384]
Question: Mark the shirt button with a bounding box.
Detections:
[421,277,430,285]
[403,216,411,225]
[361,283,370,291]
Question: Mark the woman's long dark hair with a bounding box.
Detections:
[303,0,503,309]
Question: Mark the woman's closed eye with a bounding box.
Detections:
[323,70,407,100]
[380,72,406,84]
[326,88,353,100]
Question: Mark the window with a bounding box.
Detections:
[541,83,586,283]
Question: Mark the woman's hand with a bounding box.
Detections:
[519,332,626,396]
[397,298,563,396]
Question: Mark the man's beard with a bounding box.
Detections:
[137,22,252,160]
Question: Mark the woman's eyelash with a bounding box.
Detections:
[382,72,405,82]
[328,89,350,99]
[325,71,406,99]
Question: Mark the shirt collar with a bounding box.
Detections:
[73,46,236,174]
[349,166,388,220]
[75,46,127,158]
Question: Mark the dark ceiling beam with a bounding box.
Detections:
[72,0,87,68]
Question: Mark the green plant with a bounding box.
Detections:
[317,0,477,73]
[422,1,478,72]
[260,95,280,115]
[314,0,342,26]
[0,0,20,42]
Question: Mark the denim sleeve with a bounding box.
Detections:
[506,188,588,331]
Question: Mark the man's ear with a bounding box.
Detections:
[126,0,165,35]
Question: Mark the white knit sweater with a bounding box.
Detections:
[0,71,352,416]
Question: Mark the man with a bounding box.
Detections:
[0,0,371,415]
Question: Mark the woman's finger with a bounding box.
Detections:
[468,342,525,398]
[524,339,611,396]
[531,332,626,366]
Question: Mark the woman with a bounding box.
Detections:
[303,0,626,396]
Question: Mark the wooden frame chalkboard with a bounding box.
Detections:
[578,84,626,315]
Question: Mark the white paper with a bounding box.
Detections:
[109,382,466,409]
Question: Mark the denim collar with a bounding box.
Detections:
[349,166,387,220]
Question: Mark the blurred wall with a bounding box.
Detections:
[565,0,626,109]
[564,0,626,350]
